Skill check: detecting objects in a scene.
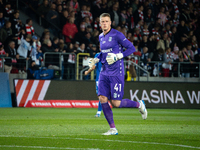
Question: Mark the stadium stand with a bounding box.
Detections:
[0,0,199,80]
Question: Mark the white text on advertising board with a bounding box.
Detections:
[130,90,200,104]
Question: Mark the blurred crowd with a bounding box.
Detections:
[0,0,200,79]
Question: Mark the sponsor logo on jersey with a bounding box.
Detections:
[102,41,106,44]
[109,37,112,41]
[114,93,117,98]
[101,48,112,53]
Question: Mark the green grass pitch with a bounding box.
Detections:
[0,108,199,150]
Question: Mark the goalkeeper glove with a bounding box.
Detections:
[106,53,123,65]
[88,58,99,69]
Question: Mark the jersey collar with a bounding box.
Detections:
[104,28,112,36]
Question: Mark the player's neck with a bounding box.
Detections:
[103,27,111,36]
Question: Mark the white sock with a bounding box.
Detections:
[96,111,101,115]
[110,128,117,130]
[138,101,142,108]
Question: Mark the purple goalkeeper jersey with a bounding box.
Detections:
[97,28,136,76]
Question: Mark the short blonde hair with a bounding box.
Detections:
[100,13,111,20]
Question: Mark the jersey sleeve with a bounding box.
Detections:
[116,31,136,58]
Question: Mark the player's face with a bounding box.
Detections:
[100,16,111,33]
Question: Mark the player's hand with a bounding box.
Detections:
[84,70,88,76]
[88,58,99,69]
[106,53,123,65]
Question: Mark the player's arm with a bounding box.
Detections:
[84,65,96,75]
[106,32,136,65]
[88,52,102,69]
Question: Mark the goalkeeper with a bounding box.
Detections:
[88,13,147,135]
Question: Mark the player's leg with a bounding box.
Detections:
[98,74,118,135]
[95,81,102,117]
[95,100,102,117]
[100,95,118,135]
[110,76,147,120]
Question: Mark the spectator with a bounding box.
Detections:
[133,28,142,46]
[153,0,160,18]
[9,10,22,34]
[3,33,19,50]
[170,26,179,48]
[62,17,78,43]
[170,0,180,18]
[64,43,76,80]
[151,48,165,76]
[0,0,3,10]
[57,4,63,19]
[41,39,58,70]
[147,33,157,59]
[40,29,51,44]
[77,43,86,54]
[194,48,200,77]
[134,4,144,25]
[30,35,38,63]
[84,16,91,28]
[126,7,134,31]
[109,3,120,28]
[4,41,19,73]
[89,44,98,57]
[0,21,12,43]
[0,11,5,29]
[74,21,86,43]
[91,29,99,46]
[180,46,194,78]
[0,42,6,68]
[101,0,109,14]
[162,47,173,77]
[45,3,60,36]
[83,32,93,47]
[58,38,67,52]
[156,32,169,50]
[178,0,188,14]
[172,13,179,27]
[52,36,60,52]
[27,60,39,79]
[138,35,148,51]
[142,23,149,37]
[93,17,101,32]
[171,46,181,77]
[120,0,130,11]
[92,0,103,19]
[67,0,80,14]
[135,19,144,32]
[177,20,188,37]
[190,35,198,54]
[164,23,172,38]
[35,39,43,66]
[144,8,154,26]
[157,6,167,27]
[18,27,26,41]
[3,2,13,21]
[140,46,151,76]
[37,0,50,18]
[177,34,188,50]
[17,34,32,72]
[79,5,93,23]
[131,0,139,15]
[25,18,35,35]
[73,41,80,51]
[179,7,191,23]
[60,10,69,29]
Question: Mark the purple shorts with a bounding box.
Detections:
[98,74,124,100]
